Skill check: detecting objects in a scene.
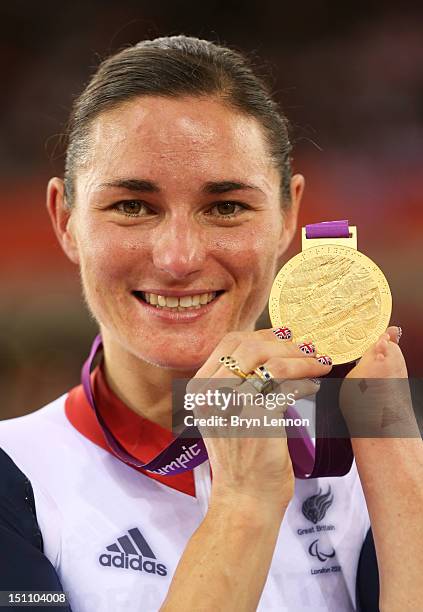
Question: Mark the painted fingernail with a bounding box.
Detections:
[316,354,332,366]
[273,326,292,340]
[309,377,321,385]
[298,341,316,355]
[397,326,402,343]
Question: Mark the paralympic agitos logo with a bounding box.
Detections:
[99,527,167,577]
[308,539,335,562]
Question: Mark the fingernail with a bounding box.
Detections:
[309,377,321,385]
[397,326,402,343]
[316,354,332,366]
[273,327,292,340]
[298,341,316,355]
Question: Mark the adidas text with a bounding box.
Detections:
[99,552,167,576]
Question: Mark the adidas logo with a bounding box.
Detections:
[99,527,167,577]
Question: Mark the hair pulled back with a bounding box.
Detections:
[64,36,292,205]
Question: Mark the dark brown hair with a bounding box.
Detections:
[64,35,292,206]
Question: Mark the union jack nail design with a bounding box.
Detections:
[273,327,292,340]
[298,341,315,355]
[316,355,332,366]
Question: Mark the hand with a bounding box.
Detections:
[188,328,333,509]
[340,326,419,437]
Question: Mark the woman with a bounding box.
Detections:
[0,36,421,612]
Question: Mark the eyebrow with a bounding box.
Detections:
[98,178,264,195]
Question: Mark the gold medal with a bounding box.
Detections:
[269,224,392,365]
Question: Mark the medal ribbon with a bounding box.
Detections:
[306,219,350,238]
[303,219,355,477]
[81,335,323,478]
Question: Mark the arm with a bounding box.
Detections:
[160,489,287,612]
[161,328,329,611]
[351,437,423,612]
[341,327,423,611]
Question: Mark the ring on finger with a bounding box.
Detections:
[252,364,274,383]
[245,376,273,395]
[246,364,275,394]
[219,355,249,380]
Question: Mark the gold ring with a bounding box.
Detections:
[219,355,249,380]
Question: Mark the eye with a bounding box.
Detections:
[207,201,247,218]
[114,200,150,217]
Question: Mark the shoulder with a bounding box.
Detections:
[0,392,84,474]
[0,393,85,567]
[0,393,68,436]
[0,448,70,600]
[0,394,69,445]
[0,394,72,478]
[0,447,42,550]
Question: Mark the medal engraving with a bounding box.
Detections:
[269,245,392,364]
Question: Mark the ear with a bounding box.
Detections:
[46,177,80,265]
[277,173,305,259]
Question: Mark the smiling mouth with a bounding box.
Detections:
[133,290,224,311]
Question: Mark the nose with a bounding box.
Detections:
[152,216,206,280]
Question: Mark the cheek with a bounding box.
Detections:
[77,227,150,312]
[79,225,146,279]
[214,222,281,282]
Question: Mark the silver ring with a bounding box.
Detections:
[253,364,274,383]
[246,364,275,394]
[246,376,273,394]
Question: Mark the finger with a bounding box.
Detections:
[188,368,245,399]
[375,336,389,351]
[385,325,402,345]
[204,328,301,376]
[259,355,332,380]
[256,328,318,356]
[255,327,293,342]
[225,341,321,377]
[272,377,321,401]
[194,331,247,378]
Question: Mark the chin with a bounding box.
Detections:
[129,329,226,372]
[129,340,209,371]
[143,352,206,372]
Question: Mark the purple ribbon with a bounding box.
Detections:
[306,220,350,239]
[302,219,355,477]
[81,335,316,478]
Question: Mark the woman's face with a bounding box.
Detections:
[49,96,302,370]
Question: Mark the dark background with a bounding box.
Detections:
[1,1,422,418]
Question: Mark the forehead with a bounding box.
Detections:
[82,95,276,190]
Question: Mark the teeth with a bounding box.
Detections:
[166,296,179,307]
[180,295,193,307]
[141,292,218,309]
